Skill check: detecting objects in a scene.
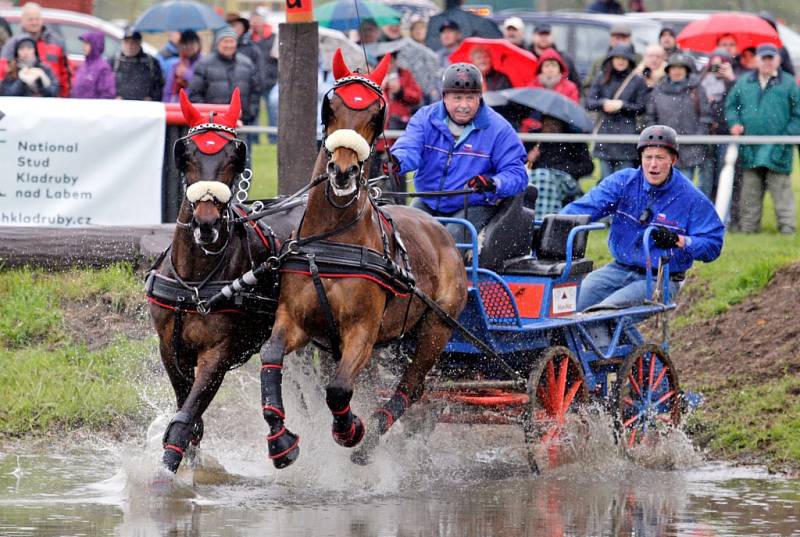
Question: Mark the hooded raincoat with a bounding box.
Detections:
[71,31,115,99]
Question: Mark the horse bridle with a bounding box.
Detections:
[321,74,387,209]
[174,122,250,256]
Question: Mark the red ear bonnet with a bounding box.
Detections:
[330,47,386,110]
[181,88,241,154]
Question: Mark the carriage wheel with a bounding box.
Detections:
[523,346,589,473]
[615,344,681,450]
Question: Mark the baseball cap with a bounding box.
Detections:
[123,26,142,40]
[756,43,779,57]
[439,19,460,32]
[534,22,551,34]
[659,26,675,38]
[503,17,524,31]
[609,24,632,37]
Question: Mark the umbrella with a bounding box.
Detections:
[425,8,502,51]
[449,38,538,88]
[314,0,401,32]
[376,0,439,18]
[484,88,593,133]
[365,38,441,97]
[676,12,782,54]
[319,27,367,71]
[133,0,227,33]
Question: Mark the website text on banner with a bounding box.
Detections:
[0,97,165,227]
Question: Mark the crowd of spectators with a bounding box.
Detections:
[0,2,798,234]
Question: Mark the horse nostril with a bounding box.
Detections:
[327,161,337,175]
[346,165,359,178]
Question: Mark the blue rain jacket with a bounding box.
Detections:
[561,167,724,274]
[389,101,528,214]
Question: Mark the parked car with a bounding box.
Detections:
[0,7,157,74]
[491,11,661,80]
[625,10,800,75]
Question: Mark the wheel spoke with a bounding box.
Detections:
[637,356,643,389]
[655,390,676,406]
[647,353,656,391]
[622,396,636,406]
[556,357,569,416]
[651,366,668,392]
[628,373,642,397]
[623,411,644,428]
[561,380,583,416]
[545,360,556,412]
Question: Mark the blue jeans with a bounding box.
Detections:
[599,159,636,180]
[577,261,681,312]
[411,198,497,244]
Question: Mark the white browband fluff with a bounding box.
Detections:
[186,181,232,204]
[324,129,371,161]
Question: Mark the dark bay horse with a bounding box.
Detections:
[147,88,303,473]
[258,50,468,468]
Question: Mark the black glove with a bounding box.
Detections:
[382,154,401,177]
[467,175,496,193]
[651,226,679,249]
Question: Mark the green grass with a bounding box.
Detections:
[690,376,800,468]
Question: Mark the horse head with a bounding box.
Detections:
[321,49,390,199]
[175,88,246,248]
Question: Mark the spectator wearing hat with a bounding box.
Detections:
[358,20,381,45]
[227,14,266,90]
[583,24,640,92]
[113,28,163,101]
[634,44,667,90]
[646,53,710,183]
[586,0,624,14]
[501,17,525,48]
[725,43,800,235]
[1,36,58,97]
[658,27,681,57]
[380,22,403,42]
[528,48,579,102]
[529,23,581,90]
[163,30,202,103]
[156,31,181,79]
[71,31,115,99]
[1,2,70,97]
[757,11,795,76]
[586,44,649,178]
[470,46,511,92]
[408,16,428,46]
[188,27,261,127]
[698,48,737,201]
[437,19,462,68]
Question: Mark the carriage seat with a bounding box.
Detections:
[501,214,594,277]
[477,186,537,271]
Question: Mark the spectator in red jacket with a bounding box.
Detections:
[528,47,579,102]
[1,2,70,97]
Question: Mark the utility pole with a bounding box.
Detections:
[277,0,319,195]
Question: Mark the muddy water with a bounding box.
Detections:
[1,361,798,537]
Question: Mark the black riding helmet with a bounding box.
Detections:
[638,125,679,156]
[441,62,483,94]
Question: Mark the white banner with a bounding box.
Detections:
[0,97,165,226]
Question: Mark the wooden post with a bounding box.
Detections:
[277,0,319,195]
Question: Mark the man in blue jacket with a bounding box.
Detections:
[387,63,528,243]
[561,125,725,311]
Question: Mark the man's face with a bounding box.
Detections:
[667,65,687,82]
[717,36,738,56]
[232,21,247,37]
[440,28,461,48]
[503,26,523,46]
[641,146,677,185]
[121,37,141,57]
[382,23,401,40]
[659,32,676,50]
[360,23,380,44]
[250,14,264,32]
[443,92,481,125]
[21,8,43,36]
[758,54,780,76]
[533,31,552,50]
[217,36,237,58]
[470,49,492,75]
[609,33,631,48]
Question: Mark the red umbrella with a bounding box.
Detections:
[676,12,782,54]
[449,37,538,88]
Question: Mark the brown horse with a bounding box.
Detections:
[147,88,304,473]
[258,50,468,468]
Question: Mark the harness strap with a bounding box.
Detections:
[308,254,342,362]
[411,287,524,385]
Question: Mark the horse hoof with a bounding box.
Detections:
[161,445,184,473]
[332,415,365,448]
[268,429,300,469]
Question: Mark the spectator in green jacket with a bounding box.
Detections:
[725,43,800,235]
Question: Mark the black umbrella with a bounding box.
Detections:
[484,88,593,134]
[425,8,501,51]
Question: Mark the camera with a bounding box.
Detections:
[710,64,720,73]
[642,67,652,78]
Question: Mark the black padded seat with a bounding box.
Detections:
[477,186,537,271]
[501,214,593,277]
